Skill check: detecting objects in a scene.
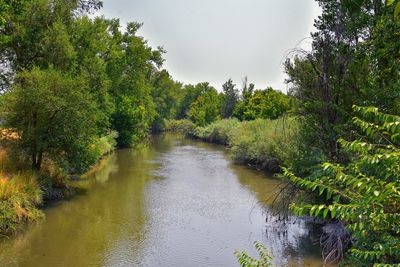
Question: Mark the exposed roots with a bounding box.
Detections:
[320,221,352,264]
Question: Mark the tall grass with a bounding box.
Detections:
[0,130,119,233]
[192,118,300,172]
[92,130,118,158]
[0,172,43,233]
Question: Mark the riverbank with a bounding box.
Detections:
[165,118,299,173]
[0,130,118,234]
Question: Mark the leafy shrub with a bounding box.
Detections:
[284,106,400,265]
[92,130,118,158]
[58,130,118,174]
[234,88,292,121]
[187,87,221,126]
[164,119,195,134]
[235,241,273,267]
[192,117,300,172]
[193,118,240,144]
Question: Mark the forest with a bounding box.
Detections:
[0,0,399,266]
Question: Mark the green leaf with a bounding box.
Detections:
[395,2,400,17]
[323,208,329,219]
[387,0,395,6]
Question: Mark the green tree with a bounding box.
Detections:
[233,78,255,121]
[187,84,221,126]
[176,83,208,119]
[108,21,162,147]
[221,79,239,118]
[285,106,400,265]
[151,69,183,132]
[234,88,291,121]
[2,67,99,172]
[70,16,115,133]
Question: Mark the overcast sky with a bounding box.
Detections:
[96,0,321,92]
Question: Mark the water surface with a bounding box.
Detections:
[0,134,322,266]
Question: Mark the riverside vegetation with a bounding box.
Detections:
[1,0,400,266]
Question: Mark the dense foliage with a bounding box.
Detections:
[3,67,99,172]
[187,84,221,126]
[220,79,239,119]
[279,0,400,265]
[192,118,299,173]
[0,0,180,233]
[234,88,292,121]
[173,77,292,127]
[0,0,181,168]
[285,106,400,265]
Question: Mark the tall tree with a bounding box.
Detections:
[108,21,163,147]
[220,79,239,118]
[151,69,183,132]
[284,0,398,162]
[3,67,99,172]
[187,83,221,126]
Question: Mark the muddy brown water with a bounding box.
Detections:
[0,134,324,267]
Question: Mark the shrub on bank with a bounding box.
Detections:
[92,130,119,159]
[0,130,118,233]
[164,119,195,134]
[192,117,299,172]
[192,118,240,145]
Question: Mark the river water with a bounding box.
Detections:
[0,134,323,267]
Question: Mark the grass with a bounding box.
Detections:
[191,117,300,172]
[92,130,118,158]
[0,129,119,234]
[0,172,43,234]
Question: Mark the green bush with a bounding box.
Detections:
[235,241,273,267]
[192,117,300,172]
[60,130,118,174]
[193,118,240,144]
[92,130,118,158]
[285,106,400,265]
[164,119,195,134]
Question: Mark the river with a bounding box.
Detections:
[0,134,323,267]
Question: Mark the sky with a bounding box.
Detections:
[96,0,321,92]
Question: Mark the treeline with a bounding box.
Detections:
[172,79,292,127]
[0,0,181,172]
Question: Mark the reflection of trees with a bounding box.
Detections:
[261,219,322,266]
[0,139,170,267]
[231,163,322,266]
